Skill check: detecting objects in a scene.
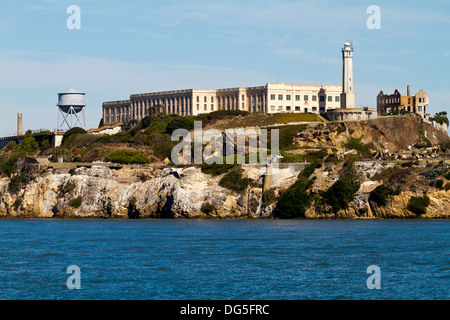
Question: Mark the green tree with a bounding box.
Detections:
[429,111,449,126]
[369,185,389,207]
[326,174,360,213]
[165,117,195,135]
[407,196,430,216]
[62,127,87,145]
[17,136,39,154]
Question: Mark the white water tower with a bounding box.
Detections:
[57,88,86,131]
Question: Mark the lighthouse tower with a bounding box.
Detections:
[341,41,355,109]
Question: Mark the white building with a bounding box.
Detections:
[102,83,342,125]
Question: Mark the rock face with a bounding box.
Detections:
[1,162,449,219]
[294,115,449,152]
[0,166,247,219]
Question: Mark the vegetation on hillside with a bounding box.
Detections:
[429,111,448,126]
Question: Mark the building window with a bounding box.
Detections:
[197,96,199,102]
[204,97,207,103]
[211,97,214,102]
[304,95,308,101]
[295,106,300,112]
[242,95,245,100]
[423,98,426,103]
[418,106,422,112]
[271,105,275,111]
[242,102,244,108]
[286,106,291,111]
[419,98,422,103]
[304,108,308,113]
[328,96,332,102]
[270,94,275,100]
[278,94,283,100]
[211,105,214,111]
[313,95,317,102]
[286,95,291,101]
[295,95,300,101]
[278,106,283,111]
[312,107,317,112]
[335,96,340,102]
[197,104,199,111]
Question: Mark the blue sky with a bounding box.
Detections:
[0,0,449,135]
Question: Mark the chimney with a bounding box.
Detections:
[407,85,411,96]
[17,113,23,136]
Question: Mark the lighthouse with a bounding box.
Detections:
[341,41,355,109]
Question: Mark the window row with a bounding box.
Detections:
[269,105,326,112]
[270,94,339,102]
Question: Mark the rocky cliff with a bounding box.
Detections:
[1,115,449,219]
[1,162,449,219]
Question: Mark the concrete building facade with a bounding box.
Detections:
[377,85,429,118]
[102,83,343,126]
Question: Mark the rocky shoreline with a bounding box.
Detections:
[1,164,449,220]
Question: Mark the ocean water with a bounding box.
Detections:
[0,219,448,300]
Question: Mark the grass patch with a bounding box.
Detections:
[106,150,151,164]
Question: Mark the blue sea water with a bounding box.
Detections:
[0,219,448,300]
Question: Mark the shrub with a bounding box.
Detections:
[262,188,276,205]
[272,163,317,219]
[276,125,307,149]
[105,150,150,164]
[369,185,389,207]
[325,174,360,213]
[200,202,216,215]
[12,196,23,210]
[96,132,133,144]
[58,181,76,197]
[345,137,368,154]
[0,152,26,176]
[305,149,328,163]
[16,136,39,155]
[445,182,450,191]
[165,117,195,134]
[436,179,444,189]
[69,196,82,208]
[4,141,17,151]
[219,167,252,193]
[145,132,175,159]
[407,196,430,216]
[429,111,449,126]
[201,162,236,176]
[9,173,31,194]
[62,127,87,144]
[445,172,450,180]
